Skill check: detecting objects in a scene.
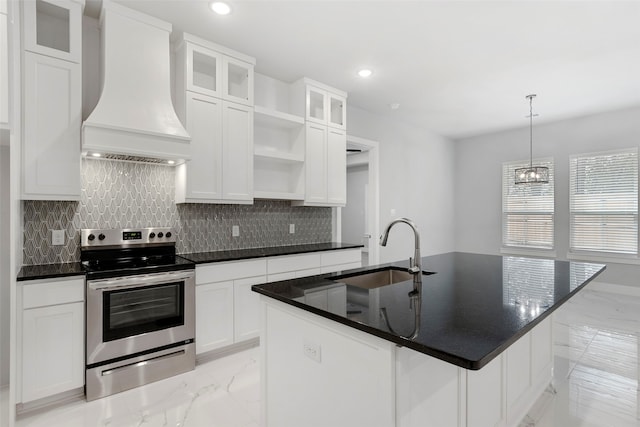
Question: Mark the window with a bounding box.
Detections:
[502,158,554,250]
[570,148,638,255]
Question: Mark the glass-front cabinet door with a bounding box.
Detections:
[329,93,346,130]
[223,56,254,106]
[306,85,327,125]
[23,0,83,63]
[187,43,222,98]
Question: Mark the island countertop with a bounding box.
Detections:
[252,251,605,370]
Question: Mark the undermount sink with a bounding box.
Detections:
[334,267,433,290]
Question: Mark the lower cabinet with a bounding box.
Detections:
[195,259,267,355]
[18,277,85,403]
[195,280,235,354]
[194,249,362,356]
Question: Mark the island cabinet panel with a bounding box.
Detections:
[394,316,553,427]
[262,299,395,427]
[466,356,504,427]
[395,347,464,427]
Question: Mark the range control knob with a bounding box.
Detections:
[165,231,172,238]
[98,233,106,241]
[88,234,95,241]
[149,232,156,239]
[157,232,164,238]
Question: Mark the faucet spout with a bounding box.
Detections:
[380,218,422,275]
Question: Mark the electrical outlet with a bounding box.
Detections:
[303,341,321,363]
[51,230,65,246]
[289,223,295,234]
[232,225,240,237]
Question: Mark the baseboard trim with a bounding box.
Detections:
[196,338,260,365]
[16,387,84,416]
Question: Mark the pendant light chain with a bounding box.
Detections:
[529,94,534,170]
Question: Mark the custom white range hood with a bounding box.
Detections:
[82,0,190,163]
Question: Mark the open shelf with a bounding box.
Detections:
[254,105,304,129]
[254,190,304,201]
[254,148,304,163]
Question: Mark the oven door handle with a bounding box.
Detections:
[87,270,194,291]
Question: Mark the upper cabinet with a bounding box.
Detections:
[21,0,83,200]
[22,0,83,63]
[253,74,347,206]
[177,32,253,106]
[291,78,347,131]
[291,78,347,207]
[174,33,255,204]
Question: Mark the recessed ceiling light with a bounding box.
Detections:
[209,1,231,15]
[357,69,373,78]
[91,152,101,157]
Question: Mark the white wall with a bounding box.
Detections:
[454,106,640,286]
[347,105,456,264]
[0,142,8,387]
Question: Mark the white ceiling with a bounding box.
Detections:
[90,1,640,140]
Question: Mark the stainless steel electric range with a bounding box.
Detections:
[81,227,195,401]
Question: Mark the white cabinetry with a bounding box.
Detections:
[17,277,85,403]
[262,299,395,427]
[0,0,9,129]
[253,73,306,200]
[291,78,347,207]
[175,32,254,204]
[194,248,361,356]
[253,74,347,205]
[300,83,346,130]
[21,0,83,200]
[253,106,305,200]
[196,280,235,353]
[195,259,267,355]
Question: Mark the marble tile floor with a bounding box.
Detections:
[15,347,261,427]
[15,283,640,427]
[522,284,640,427]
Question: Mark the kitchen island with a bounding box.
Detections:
[252,252,605,427]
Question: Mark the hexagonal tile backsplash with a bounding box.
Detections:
[23,159,332,265]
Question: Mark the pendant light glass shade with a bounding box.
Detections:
[515,94,548,184]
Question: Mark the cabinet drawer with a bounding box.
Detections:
[22,277,84,309]
[196,259,267,284]
[267,253,321,275]
[320,249,361,267]
[321,261,362,275]
[267,271,296,282]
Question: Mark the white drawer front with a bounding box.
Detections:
[320,249,361,267]
[22,277,85,309]
[321,261,362,275]
[196,259,267,284]
[267,271,297,282]
[267,253,321,275]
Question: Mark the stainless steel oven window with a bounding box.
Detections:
[103,282,184,342]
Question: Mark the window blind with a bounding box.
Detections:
[502,159,554,249]
[570,148,638,255]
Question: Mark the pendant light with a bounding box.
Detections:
[515,94,549,184]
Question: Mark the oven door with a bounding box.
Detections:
[86,270,195,366]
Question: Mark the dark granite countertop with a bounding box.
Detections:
[16,242,363,281]
[17,262,86,282]
[252,252,605,370]
[179,242,363,264]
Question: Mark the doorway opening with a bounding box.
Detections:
[334,135,380,267]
